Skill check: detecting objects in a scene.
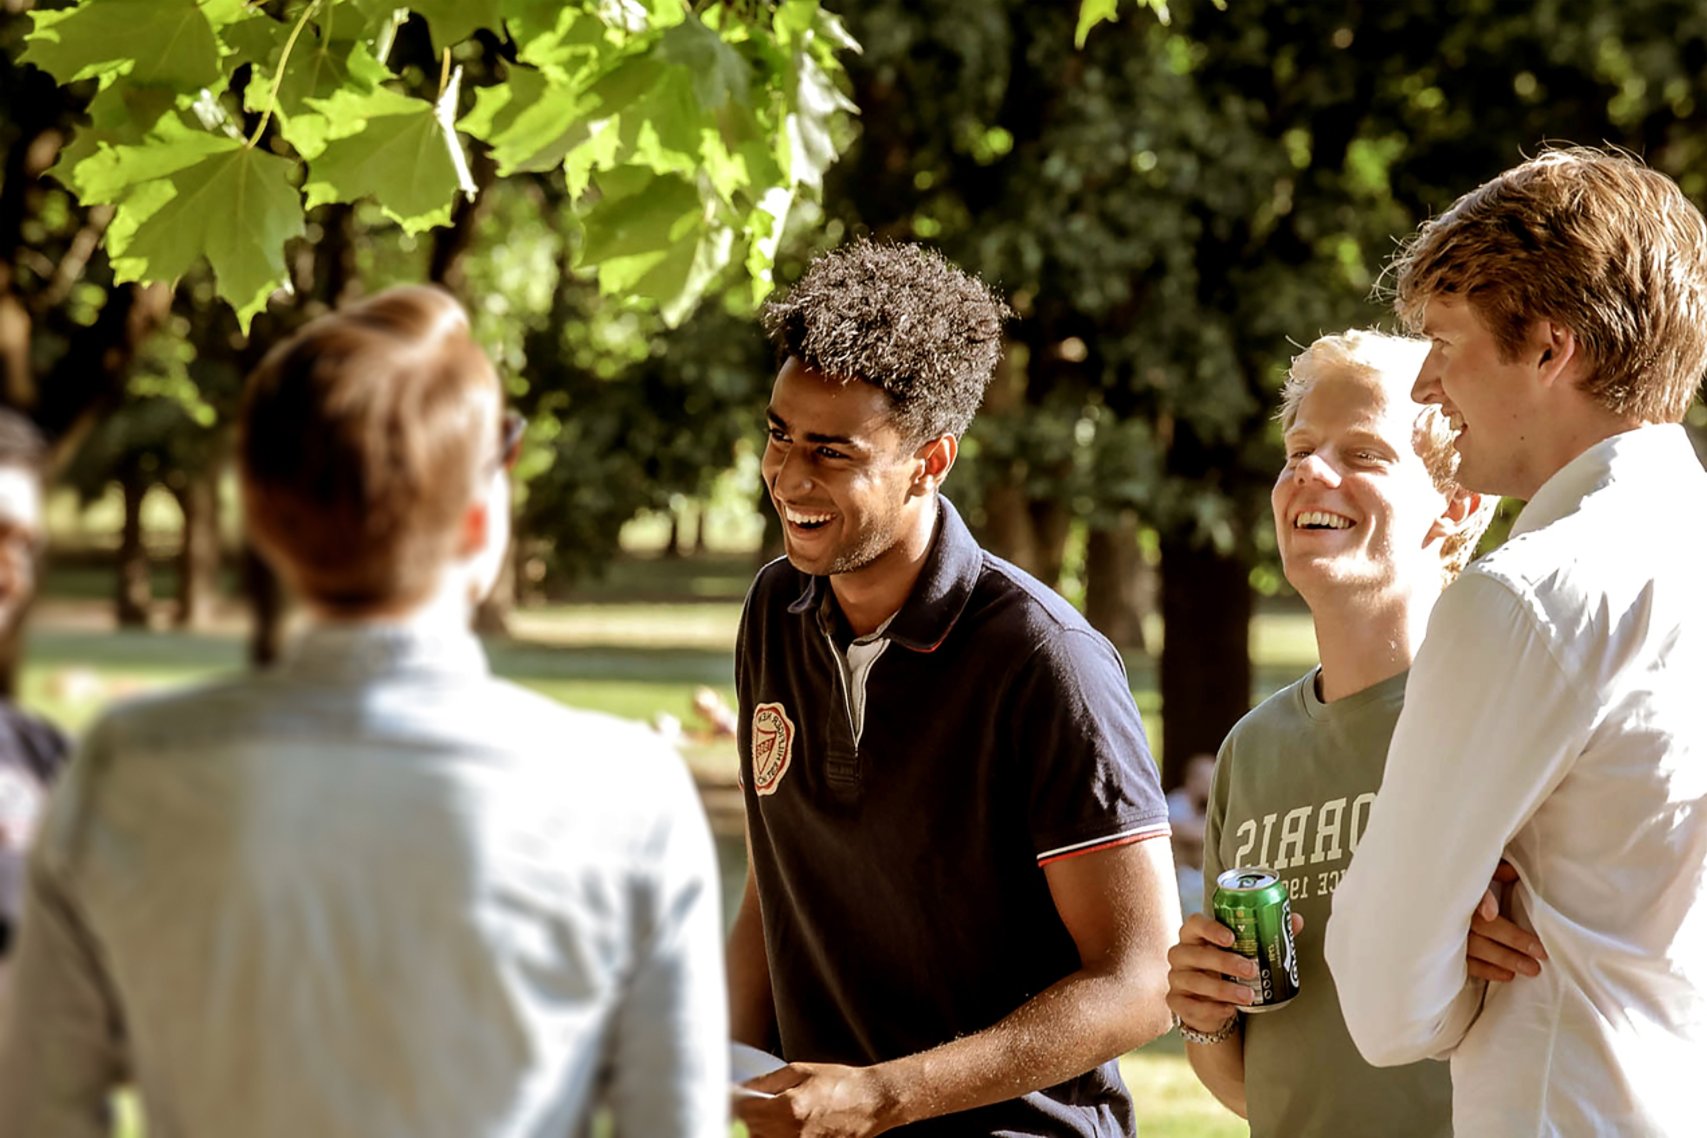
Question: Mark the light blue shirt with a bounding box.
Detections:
[0,621,729,1138]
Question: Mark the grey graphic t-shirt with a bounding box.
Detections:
[1204,669,1451,1138]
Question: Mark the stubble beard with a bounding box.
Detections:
[819,519,899,577]
[783,507,904,578]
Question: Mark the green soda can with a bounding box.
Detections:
[1211,867,1300,1012]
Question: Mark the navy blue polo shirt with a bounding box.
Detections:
[736,497,1169,1137]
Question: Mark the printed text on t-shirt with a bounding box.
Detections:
[1229,793,1377,871]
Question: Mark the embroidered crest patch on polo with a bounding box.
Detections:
[751,702,795,796]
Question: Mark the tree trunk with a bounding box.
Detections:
[115,469,151,628]
[665,508,686,559]
[1159,532,1252,790]
[38,282,172,465]
[1026,495,1072,590]
[972,340,1042,572]
[1084,511,1149,653]
[979,479,1037,572]
[428,149,498,299]
[243,544,285,667]
[173,467,220,629]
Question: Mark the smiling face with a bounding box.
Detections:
[1413,296,1555,498]
[762,356,937,580]
[1274,368,1458,605]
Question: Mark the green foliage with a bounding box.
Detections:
[114,145,305,329]
[302,83,474,233]
[24,0,857,331]
[839,0,1707,579]
[1075,0,1178,46]
[514,278,772,584]
[23,0,223,87]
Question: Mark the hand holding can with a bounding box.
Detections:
[1211,867,1301,1012]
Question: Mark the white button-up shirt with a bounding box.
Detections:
[1325,424,1707,1138]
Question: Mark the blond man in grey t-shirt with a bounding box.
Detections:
[1162,330,1516,1135]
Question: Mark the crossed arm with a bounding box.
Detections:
[1164,894,1544,1119]
[730,835,1181,1138]
[1324,574,1588,1066]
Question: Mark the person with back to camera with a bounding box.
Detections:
[1327,147,1707,1137]
[0,285,729,1138]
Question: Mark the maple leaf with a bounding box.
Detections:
[22,0,221,88]
[110,145,304,332]
[302,83,475,234]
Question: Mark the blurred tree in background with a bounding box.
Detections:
[2,0,855,663]
[8,0,1707,777]
[827,0,1707,783]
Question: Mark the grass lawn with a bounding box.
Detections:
[37,553,1285,1138]
[1124,1035,1248,1138]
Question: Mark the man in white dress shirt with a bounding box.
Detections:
[1325,148,1707,1137]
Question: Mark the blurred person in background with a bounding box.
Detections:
[0,409,66,1001]
[1326,146,1707,1138]
[0,285,728,1138]
[1166,330,1505,1136]
[729,241,1178,1137]
[1166,752,1215,915]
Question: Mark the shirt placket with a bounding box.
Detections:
[817,625,862,794]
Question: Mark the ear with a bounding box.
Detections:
[910,434,958,497]
[455,493,491,560]
[1532,320,1582,389]
[1425,489,1484,546]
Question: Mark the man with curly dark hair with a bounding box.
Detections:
[729,241,1178,1137]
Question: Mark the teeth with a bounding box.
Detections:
[1296,511,1353,530]
[784,506,833,526]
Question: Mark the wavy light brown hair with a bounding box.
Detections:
[239,285,499,613]
[1392,147,1707,423]
[1281,330,1497,585]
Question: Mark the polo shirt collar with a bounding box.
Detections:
[785,495,982,652]
[1511,422,1695,540]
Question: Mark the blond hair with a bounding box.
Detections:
[1281,329,1497,584]
[239,285,500,613]
[1392,147,1707,423]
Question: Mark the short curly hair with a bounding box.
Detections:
[761,240,1011,443]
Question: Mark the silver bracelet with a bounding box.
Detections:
[1173,1011,1239,1045]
